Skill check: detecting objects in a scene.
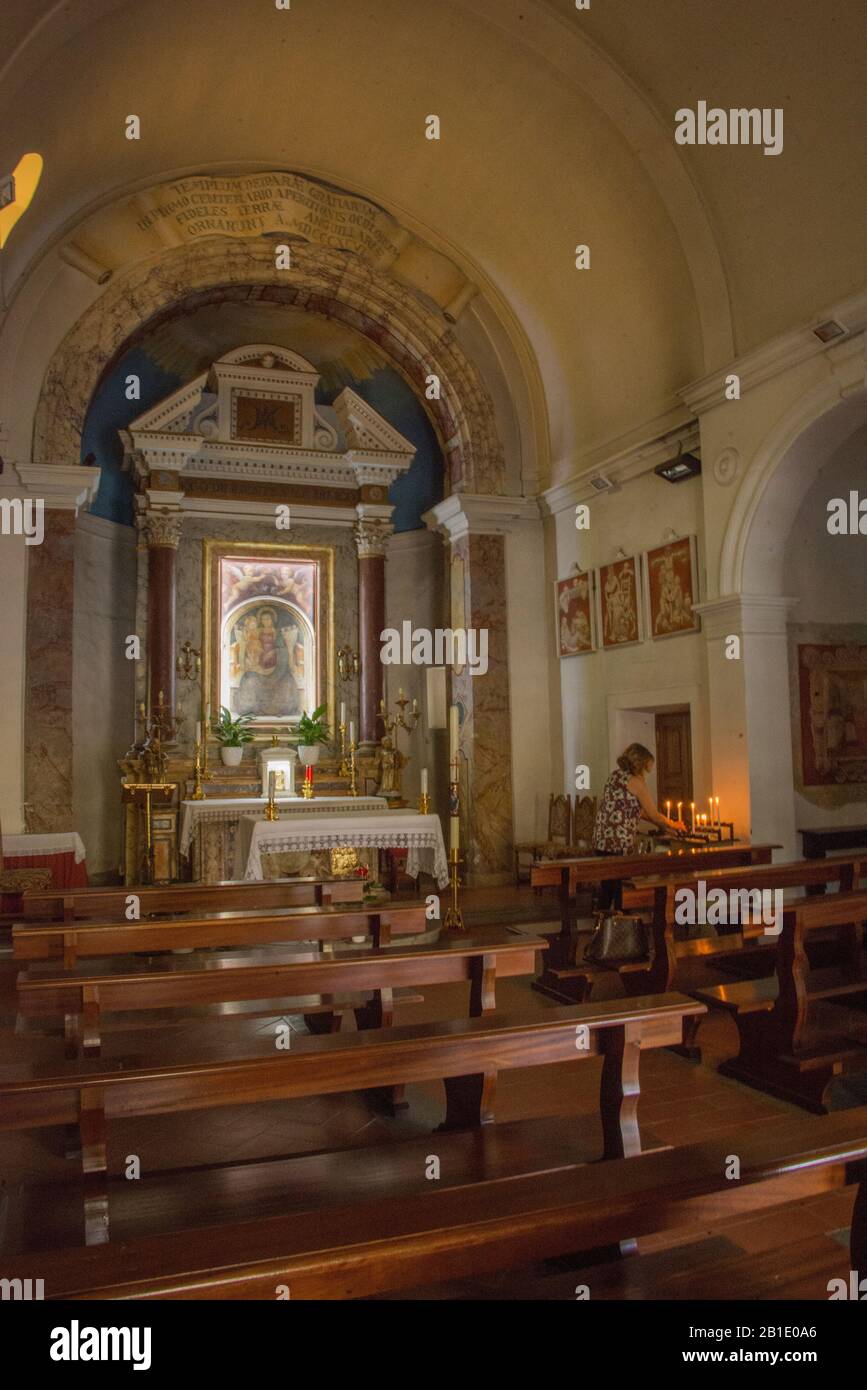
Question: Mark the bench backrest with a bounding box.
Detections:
[13,901,430,965]
[531,843,779,890]
[21,876,365,922]
[5,1103,864,1300]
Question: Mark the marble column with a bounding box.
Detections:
[354,513,394,752]
[424,494,531,885]
[18,464,101,833]
[139,508,183,735]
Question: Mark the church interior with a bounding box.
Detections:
[0,0,866,1313]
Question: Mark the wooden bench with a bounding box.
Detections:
[20,876,365,922]
[531,843,779,939]
[536,850,861,1006]
[12,901,431,968]
[2,1103,863,1299]
[17,930,545,1058]
[693,888,867,1112]
[0,993,704,1243]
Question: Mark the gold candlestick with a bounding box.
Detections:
[338,720,350,777]
[418,791,430,814]
[190,740,205,800]
[265,783,280,820]
[349,739,359,797]
[301,765,315,800]
[444,847,465,932]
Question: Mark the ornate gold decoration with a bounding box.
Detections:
[138,507,183,549]
[353,517,393,558]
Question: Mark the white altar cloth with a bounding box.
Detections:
[241,811,449,887]
[179,796,387,859]
[1,832,87,863]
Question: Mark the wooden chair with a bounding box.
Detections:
[515,794,597,885]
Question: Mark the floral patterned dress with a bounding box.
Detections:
[593,768,641,854]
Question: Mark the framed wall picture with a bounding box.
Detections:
[555,571,595,657]
[597,555,642,649]
[643,535,700,639]
[798,643,867,787]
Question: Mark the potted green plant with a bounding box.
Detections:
[214,706,254,766]
[296,704,330,765]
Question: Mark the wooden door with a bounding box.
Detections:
[655,712,693,804]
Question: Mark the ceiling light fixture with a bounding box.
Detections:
[655,443,701,485]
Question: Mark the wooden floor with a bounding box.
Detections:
[1,883,862,1300]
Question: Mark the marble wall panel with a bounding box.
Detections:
[24,512,76,832]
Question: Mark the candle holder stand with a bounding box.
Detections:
[348,741,359,797]
[444,847,465,932]
[301,766,315,800]
[338,721,350,778]
[190,741,206,801]
[418,791,430,815]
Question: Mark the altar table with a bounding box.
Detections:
[0,832,88,912]
[240,810,450,887]
[179,796,387,882]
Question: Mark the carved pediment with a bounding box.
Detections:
[122,345,415,494]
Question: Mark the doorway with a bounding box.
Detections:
[654,710,693,806]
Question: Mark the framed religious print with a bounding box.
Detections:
[202,542,334,736]
[555,571,595,656]
[643,536,700,639]
[597,554,642,649]
[798,643,867,787]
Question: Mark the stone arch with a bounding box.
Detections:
[33,237,505,495]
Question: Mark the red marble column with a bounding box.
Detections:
[354,517,393,750]
[141,509,182,735]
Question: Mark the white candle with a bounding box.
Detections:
[269,771,276,798]
[349,721,355,746]
[340,702,346,726]
[450,812,460,850]
[421,768,428,796]
[449,705,459,764]
[398,687,404,700]
[196,721,202,745]
[715,796,721,827]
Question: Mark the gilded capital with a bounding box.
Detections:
[353,516,393,558]
[138,507,183,549]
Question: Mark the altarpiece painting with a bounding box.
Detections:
[203,543,334,734]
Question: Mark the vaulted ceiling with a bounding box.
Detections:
[1,0,863,487]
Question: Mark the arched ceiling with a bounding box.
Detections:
[0,0,863,488]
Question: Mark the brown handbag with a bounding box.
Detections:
[584,909,650,964]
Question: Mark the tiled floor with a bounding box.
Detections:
[0,884,860,1298]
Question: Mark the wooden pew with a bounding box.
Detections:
[20,876,365,923]
[0,994,705,1243]
[693,888,867,1112]
[541,856,865,1006]
[531,842,779,938]
[2,1103,864,1299]
[13,901,430,968]
[17,930,546,1058]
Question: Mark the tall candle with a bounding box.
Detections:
[690,802,696,833]
[676,801,682,824]
[449,705,459,763]
[665,800,671,819]
[715,796,720,827]
[196,721,202,745]
[269,771,276,798]
[708,797,713,825]
[450,815,459,850]
[421,768,428,796]
[340,701,346,726]
[349,721,355,745]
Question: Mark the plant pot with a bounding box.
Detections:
[220,745,244,767]
[297,744,321,766]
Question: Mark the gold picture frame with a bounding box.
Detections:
[201,540,335,741]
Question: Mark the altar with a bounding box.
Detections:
[180,796,388,881]
[239,809,450,887]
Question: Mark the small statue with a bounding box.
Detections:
[377,736,405,798]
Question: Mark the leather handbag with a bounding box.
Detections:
[584,909,649,964]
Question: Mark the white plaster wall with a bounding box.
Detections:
[553,466,707,814]
[72,515,137,880]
